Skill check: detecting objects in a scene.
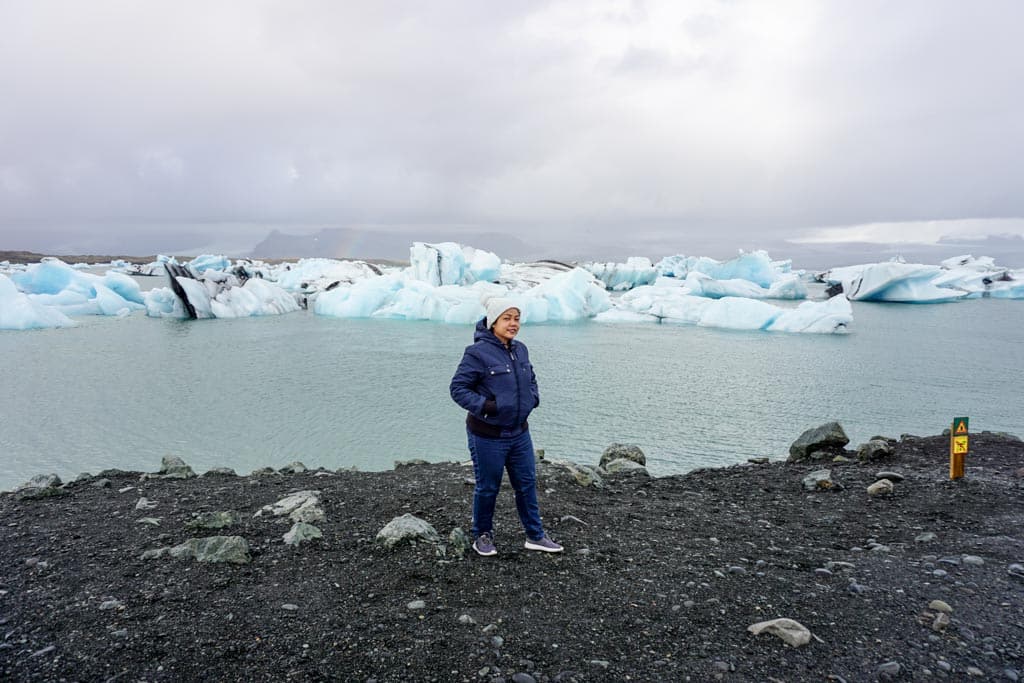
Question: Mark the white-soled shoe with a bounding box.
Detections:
[524,535,563,553]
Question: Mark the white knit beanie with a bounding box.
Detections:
[485,297,521,329]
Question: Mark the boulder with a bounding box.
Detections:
[142,536,251,564]
[599,444,646,469]
[603,458,650,476]
[857,439,895,461]
[546,459,604,488]
[284,522,322,546]
[448,527,472,558]
[279,461,308,474]
[802,469,841,491]
[13,474,64,499]
[203,467,237,477]
[788,422,849,462]
[747,618,812,647]
[254,490,325,523]
[867,479,895,496]
[141,456,196,480]
[375,513,440,549]
[185,511,240,530]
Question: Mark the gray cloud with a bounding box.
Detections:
[2,1,1023,257]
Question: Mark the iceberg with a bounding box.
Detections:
[0,273,76,330]
[519,268,611,322]
[842,262,968,303]
[656,250,792,288]
[145,265,301,319]
[8,260,146,317]
[596,284,851,334]
[682,272,807,300]
[188,254,231,274]
[585,257,658,291]
[409,242,500,286]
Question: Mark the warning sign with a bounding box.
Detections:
[950,417,969,480]
[952,436,969,454]
[953,417,969,435]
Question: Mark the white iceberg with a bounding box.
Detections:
[8,260,146,317]
[585,257,658,291]
[409,242,500,286]
[682,271,807,300]
[656,250,793,288]
[596,284,851,334]
[145,268,301,319]
[0,273,76,330]
[842,262,968,303]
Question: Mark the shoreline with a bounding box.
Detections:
[2,430,1023,681]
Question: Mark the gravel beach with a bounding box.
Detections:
[2,430,1023,682]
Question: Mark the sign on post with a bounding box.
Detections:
[950,417,969,479]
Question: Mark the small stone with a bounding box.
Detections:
[1009,563,1024,578]
[111,629,128,638]
[877,661,901,678]
[283,522,323,547]
[91,478,112,488]
[961,555,985,567]
[407,600,426,610]
[928,600,953,613]
[511,674,536,683]
[747,618,812,647]
[727,565,746,574]
[867,479,894,496]
[458,614,476,625]
[931,612,950,632]
[281,603,299,611]
[874,470,904,482]
[135,497,157,510]
[1004,668,1019,682]
[375,514,440,549]
[99,599,122,610]
[802,469,838,491]
[135,517,161,526]
[936,661,952,672]
[491,635,504,648]
[815,568,833,577]
[966,667,984,677]
[586,660,610,669]
[915,532,937,543]
[932,569,948,578]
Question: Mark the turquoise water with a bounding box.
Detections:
[1,293,1022,490]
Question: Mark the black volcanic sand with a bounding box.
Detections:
[2,433,1023,682]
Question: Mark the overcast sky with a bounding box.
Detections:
[2,0,1023,256]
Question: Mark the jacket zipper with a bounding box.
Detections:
[509,344,521,426]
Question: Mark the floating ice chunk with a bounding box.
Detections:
[940,254,997,271]
[0,274,76,329]
[101,271,145,304]
[656,251,788,288]
[272,258,381,292]
[843,262,967,303]
[521,268,610,322]
[10,260,77,294]
[683,272,807,300]
[189,254,230,273]
[585,257,658,291]
[409,242,500,286]
[313,275,405,318]
[143,288,186,318]
[600,283,851,334]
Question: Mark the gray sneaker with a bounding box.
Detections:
[524,535,563,553]
[473,532,497,557]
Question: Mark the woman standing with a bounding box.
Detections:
[450,298,563,557]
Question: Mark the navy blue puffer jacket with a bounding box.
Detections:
[450,318,540,429]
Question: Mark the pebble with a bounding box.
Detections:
[29,645,56,658]
[877,661,901,678]
[966,667,984,676]
[928,600,953,613]
[492,636,504,648]
[482,624,499,634]
[847,582,866,594]
[961,555,985,567]
[932,569,948,578]
[683,600,695,608]
[713,660,731,672]
[1010,563,1024,578]
[727,566,746,574]
[915,532,937,543]
[281,604,299,611]
[99,600,122,611]
[815,568,833,577]
[458,614,476,625]
[511,674,536,683]
[938,556,961,566]
[111,629,128,638]
[407,600,426,610]
[586,660,610,669]
[936,661,951,672]
[1005,669,1020,682]
[875,471,905,482]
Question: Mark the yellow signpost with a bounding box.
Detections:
[950,417,968,479]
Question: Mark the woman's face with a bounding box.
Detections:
[491,308,521,344]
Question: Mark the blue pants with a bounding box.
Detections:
[467,429,545,541]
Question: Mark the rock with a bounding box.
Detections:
[407,600,426,610]
[599,443,646,469]
[375,514,440,549]
[279,461,307,474]
[254,491,325,523]
[142,536,251,564]
[789,422,849,462]
[203,467,237,477]
[874,471,905,482]
[448,527,472,557]
[91,478,112,488]
[915,532,937,543]
[547,459,603,488]
[249,467,278,477]
[13,474,63,499]
[877,661,901,679]
[966,667,984,677]
[458,614,476,625]
[99,599,123,610]
[747,618,812,647]
[135,497,158,510]
[586,660,610,669]
[1008,563,1024,578]
[802,469,841,491]
[931,612,951,632]
[283,522,322,546]
[928,600,952,613]
[961,555,984,567]
[602,458,649,476]
[867,479,894,496]
[394,459,430,468]
[857,439,895,461]
[511,674,537,683]
[135,517,161,526]
[141,456,196,480]
[185,511,240,530]
[748,457,770,464]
